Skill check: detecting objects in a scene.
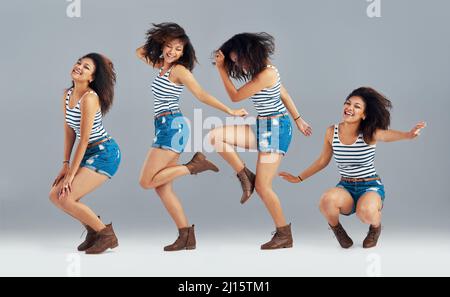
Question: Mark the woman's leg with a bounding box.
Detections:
[209,125,257,172]
[356,192,383,227]
[139,148,190,190]
[255,153,286,227]
[154,156,190,229]
[49,167,109,232]
[319,188,354,227]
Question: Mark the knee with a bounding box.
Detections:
[255,180,271,198]
[319,193,338,213]
[208,128,220,146]
[356,204,377,221]
[49,188,60,205]
[139,177,155,190]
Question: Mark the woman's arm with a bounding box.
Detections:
[176,66,248,117]
[280,84,312,136]
[374,121,427,143]
[136,46,162,68]
[59,93,99,198]
[52,91,76,187]
[279,126,334,183]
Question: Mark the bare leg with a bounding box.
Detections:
[49,167,108,232]
[209,125,257,172]
[255,153,287,228]
[356,192,383,227]
[155,156,190,229]
[139,148,190,189]
[319,188,354,227]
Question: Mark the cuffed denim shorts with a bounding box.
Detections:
[81,137,121,179]
[253,113,293,155]
[152,113,190,154]
[336,175,386,216]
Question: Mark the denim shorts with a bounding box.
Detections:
[152,113,190,154]
[253,113,293,155]
[336,175,386,216]
[81,137,121,179]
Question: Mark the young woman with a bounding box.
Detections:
[280,87,426,249]
[136,23,247,252]
[49,53,121,255]
[209,33,312,250]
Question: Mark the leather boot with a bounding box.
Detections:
[363,225,382,249]
[237,167,256,205]
[261,224,293,250]
[85,224,119,255]
[77,225,97,252]
[330,223,353,249]
[164,225,196,252]
[184,152,219,175]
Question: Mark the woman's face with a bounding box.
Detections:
[229,51,248,74]
[163,38,184,64]
[71,58,95,84]
[343,96,366,124]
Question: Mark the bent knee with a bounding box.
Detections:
[139,177,155,190]
[208,128,222,146]
[319,192,340,211]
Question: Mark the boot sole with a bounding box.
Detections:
[85,241,119,255]
[261,244,293,250]
[164,246,196,252]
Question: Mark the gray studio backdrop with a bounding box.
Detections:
[0,0,449,236]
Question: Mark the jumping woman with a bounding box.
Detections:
[280,87,426,248]
[209,33,312,250]
[136,23,247,251]
[49,53,121,255]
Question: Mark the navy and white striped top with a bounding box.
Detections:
[151,66,184,116]
[250,65,287,117]
[65,88,108,144]
[332,124,377,178]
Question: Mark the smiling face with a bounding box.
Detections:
[71,58,95,84]
[343,96,366,124]
[162,38,184,64]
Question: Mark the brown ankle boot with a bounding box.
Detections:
[85,224,119,255]
[261,224,293,250]
[184,152,219,175]
[330,223,353,249]
[77,225,97,252]
[164,225,197,252]
[237,167,256,205]
[363,225,382,249]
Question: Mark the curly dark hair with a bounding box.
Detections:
[346,87,393,142]
[216,32,275,81]
[143,22,197,71]
[70,53,116,115]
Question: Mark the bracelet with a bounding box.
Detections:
[297,175,304,182]
[63,160,70,164]
[294,115,302,121]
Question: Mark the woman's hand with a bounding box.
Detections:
[214,50,225,69]
[59,173,75,199]
[52,164,69,187]
[279,172,302,184]
[295,117,312,137]
[229,108,249,117]
[408,121,427,139]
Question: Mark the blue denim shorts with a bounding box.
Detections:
[152,113,190,154]
[253,113,293,155]
[81,137,121,179]
[336,175,386,216]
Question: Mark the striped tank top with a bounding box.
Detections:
[65,88,108,144]
[332,124,377,178]
[151,66,184,116]
[250,65,287,117]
